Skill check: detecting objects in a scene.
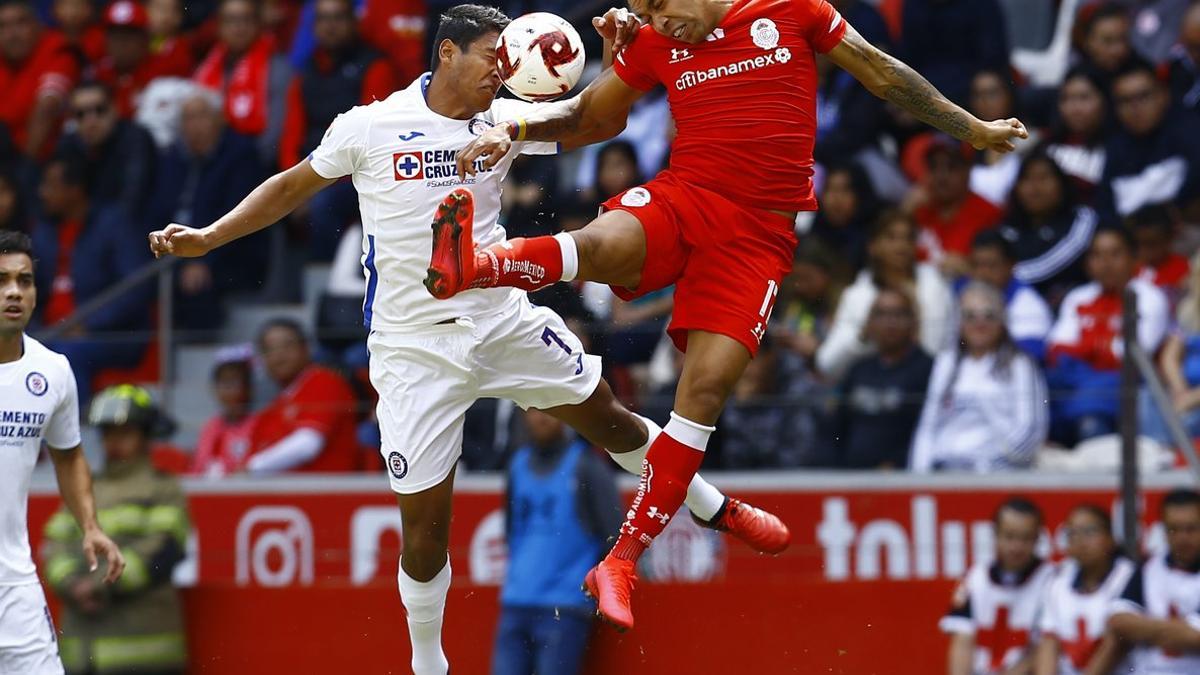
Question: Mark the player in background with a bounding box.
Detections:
[147,6,788,674]
[1033,504,1134,675]
[438,0,1029,630]
[0,231,125,674]
[1089,489,1200,674]
[941,498,1053,675]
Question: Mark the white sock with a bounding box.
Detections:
[607,414,727,522]
[554,231,579,282]
[397,557,451,675]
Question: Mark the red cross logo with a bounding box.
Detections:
[976,606,1029,671]
[1062,616,1100,669]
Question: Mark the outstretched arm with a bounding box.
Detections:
[826,25,1027,152]
[148,160,334,258]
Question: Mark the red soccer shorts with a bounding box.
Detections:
[601,171,798,357]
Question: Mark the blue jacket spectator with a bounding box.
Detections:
[813,0,891,166]
[1100,61,1200,220]
[150,88,267,333]
[899,0,1009,106]
[1166,3,1200,114]
[493,410,618,675]
[32,155,153,400]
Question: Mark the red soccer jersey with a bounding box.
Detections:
[612,0,846,212]
[0,32,78,155]
[246,365,362,473]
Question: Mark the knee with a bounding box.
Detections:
[401,518,451,574]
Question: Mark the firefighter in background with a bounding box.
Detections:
[40,385,189,674]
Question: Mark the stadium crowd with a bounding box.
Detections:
[3,0,1200,473]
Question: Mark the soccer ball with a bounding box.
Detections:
[497,13,586,102]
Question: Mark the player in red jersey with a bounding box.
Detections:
[430,0,1029,631]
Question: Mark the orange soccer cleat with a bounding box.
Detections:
[423,188,477,299]
[582,555,638,632]
[695,497,791,555]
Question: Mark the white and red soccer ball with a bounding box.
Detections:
[497,13,586,102]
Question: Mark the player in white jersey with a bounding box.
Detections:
[0,232,125,674]
[1033,504,1134,675]
[147,6,789,674]
[941,497,1054,675]
[1091,489,1200,674]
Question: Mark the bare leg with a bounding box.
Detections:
[395,467,457,675]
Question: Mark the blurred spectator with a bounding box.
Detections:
[1044,66,1112,205]
[243,318,362,474]
[1075,2,1134,91]
[316,224,369,364]
[1033,504,1134,675]
[1128,0,1190,66]
[32,155,153,400]
[289,0,427,85]
[1101,59,1200,220]
[913,136,1003,277]
[608,290,672,368]
[909,282,1049,472]
[813,0,890,168]
[719,339,820,468]
[828,287,932,469]
[191,345,256,477]
[1141,252,1200,446]
[0,168,30,232]
[278,0,396,170]
[1166,2,1200,114]
[898,0,1009,106]
[1002,151,1098,306]
[50,0,103,65]
[0,0,78,158]
[1105,488,1200,671]
[964,230,1053,360]
[818,210,953,381]
[491,410,617,675]
[942,498,1053,674]
[1129,203,1189,297]
[280,0,395,257]
[967,69,1039,207]
[93,0,194,119]
[1047,227,1169,444]
[57,81,158,218]
[499,152,559,239]
[808,162,879,272]
[151,87,268,334]
[41,385,189,675]
[194,0,291,167]
[145,0,195,80]
[772,238,847,374]
[573,140,643,217]
[572,91,670,196]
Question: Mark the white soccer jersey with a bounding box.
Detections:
[308,73,557,331]
[941,559,1055,675]
[0,335,81,586]
[1110,553,1200,674]
[1040,556,1136,675]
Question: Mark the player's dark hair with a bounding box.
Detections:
[430,4,510,73]
[1127,203,1174,236]
[0,230,32,259]
[1091,224,1137,256]
[256,317,308,348]
[970,229,1015,263]
[993,497,1043,528]
[1069,503,1113,534]
[1161,488,1200,518]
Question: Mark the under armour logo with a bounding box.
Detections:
[669,48,693,63]
[647,506,670,525]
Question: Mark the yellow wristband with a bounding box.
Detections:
[509,118,528,142]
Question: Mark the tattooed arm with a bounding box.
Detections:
[826,24,1027,152]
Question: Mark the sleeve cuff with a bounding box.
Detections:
[939,616,975,635]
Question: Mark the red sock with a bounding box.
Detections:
[471,236,563,292]
[610,413,713,563]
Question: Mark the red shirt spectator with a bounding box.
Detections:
[357,0,426,84]
[146,0,197,78]
[243,320,362,474]
[0,0,78,158]
[50,0,104,64]
[914,136,1003,274]
[192,346,256,477]
[1137,255,1190,291]
[94,1,194,117]
[278,0,396,169]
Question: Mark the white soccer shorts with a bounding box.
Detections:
[369,295,602,494]
[0,583,64,675]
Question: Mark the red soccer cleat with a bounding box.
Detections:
[695,497,791,555]
[582,555,638,632]
[423,188,477,299]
